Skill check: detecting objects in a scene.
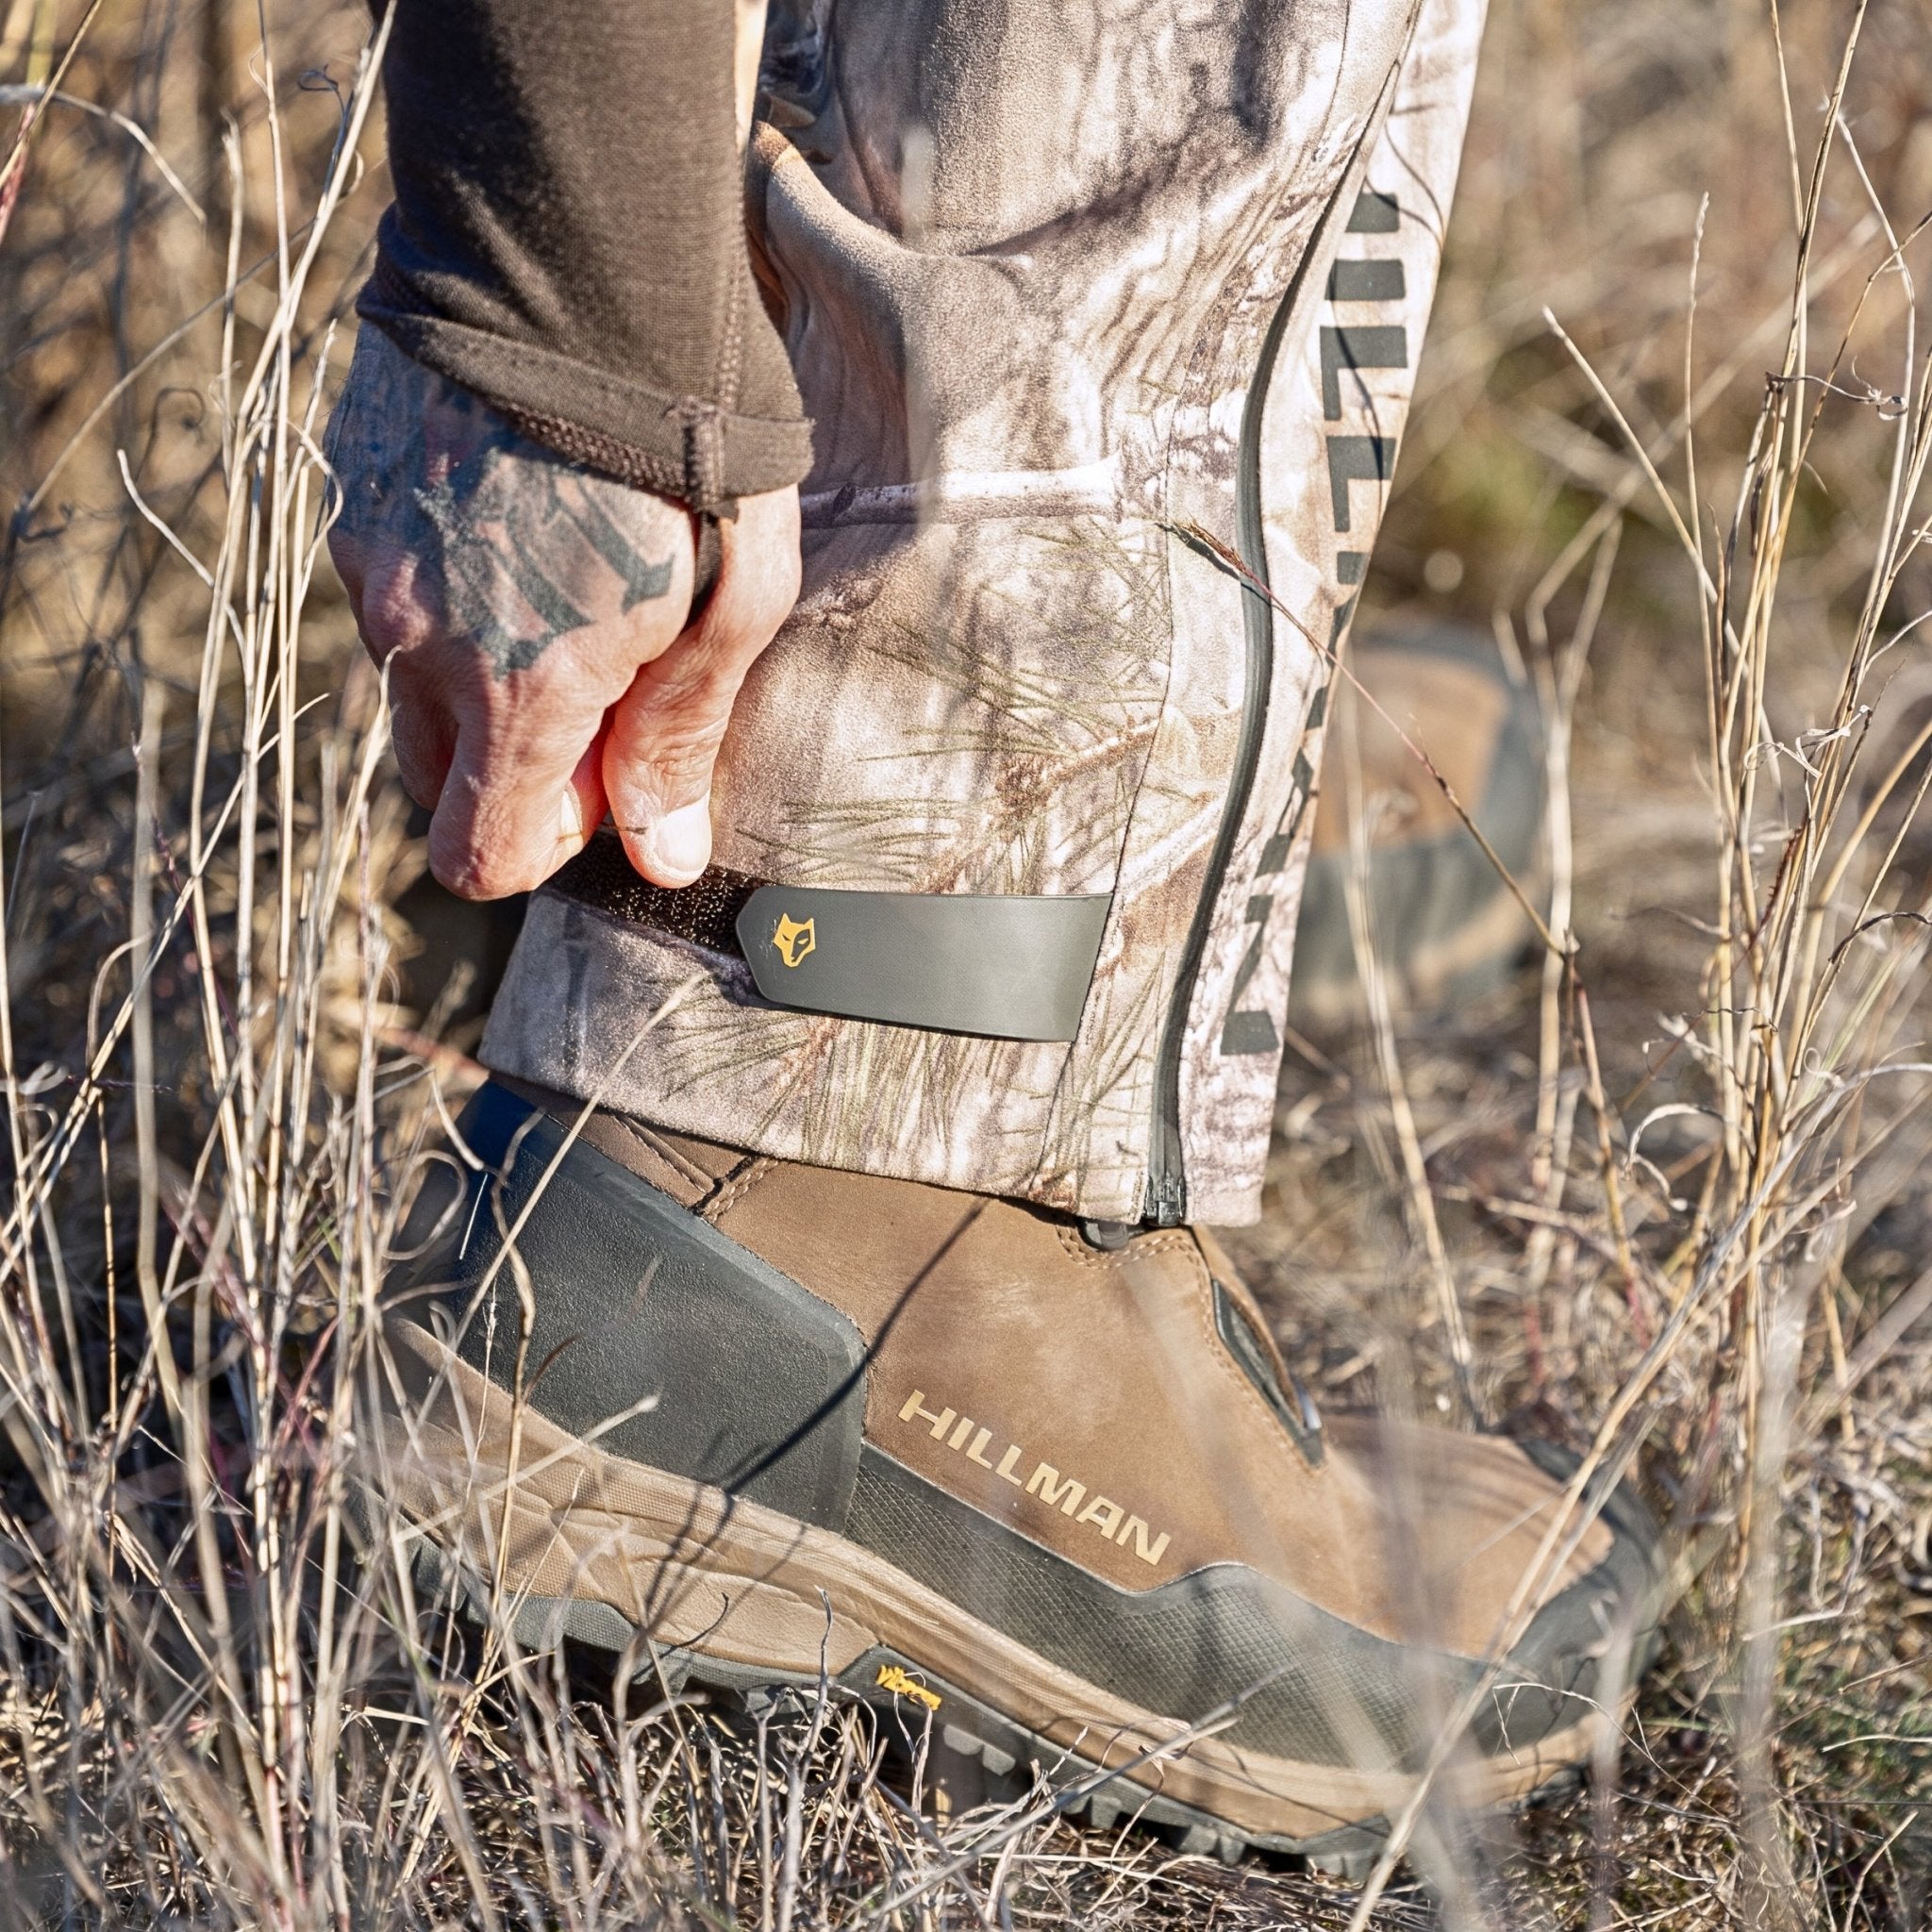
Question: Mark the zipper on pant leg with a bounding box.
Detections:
[1143,166,1363,1228]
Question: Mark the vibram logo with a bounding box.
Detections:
[896,1390,1173,1569]
[874,1663,941,1710]
[772,913,816,969]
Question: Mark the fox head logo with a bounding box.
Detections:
[772,913,817,970]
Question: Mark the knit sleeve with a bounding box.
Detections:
[358,0,812,512]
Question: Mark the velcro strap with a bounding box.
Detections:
[548,837,1108,1043]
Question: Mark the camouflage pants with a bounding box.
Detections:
[482,0,1488,1225]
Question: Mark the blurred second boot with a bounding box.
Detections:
[1291,621,1545,1029]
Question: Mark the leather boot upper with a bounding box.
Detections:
[403,1079,1663,1781]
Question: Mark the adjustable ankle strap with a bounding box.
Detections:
[547,835,1109,1043]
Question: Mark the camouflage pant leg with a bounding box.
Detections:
[480,0,1490,1226]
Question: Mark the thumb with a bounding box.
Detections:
[603,487,800,887]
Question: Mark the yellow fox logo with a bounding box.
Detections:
[772,913,816,969]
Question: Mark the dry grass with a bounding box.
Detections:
[0,0,1929,1925]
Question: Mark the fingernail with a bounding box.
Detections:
[558,787,586,845]
[646,796,711,884]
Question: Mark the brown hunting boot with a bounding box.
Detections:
[1291,620,1547,1030]
[376,1081,1661,1869]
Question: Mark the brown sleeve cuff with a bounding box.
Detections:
[360,269,813,513]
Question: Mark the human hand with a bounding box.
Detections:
[325,326,800,897]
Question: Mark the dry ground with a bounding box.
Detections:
[0,0,1929,1925]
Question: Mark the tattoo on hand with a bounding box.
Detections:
[413,422,675,674]
[331,331,679,675]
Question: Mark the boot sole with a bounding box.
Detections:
[375,1323,1610,1864]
